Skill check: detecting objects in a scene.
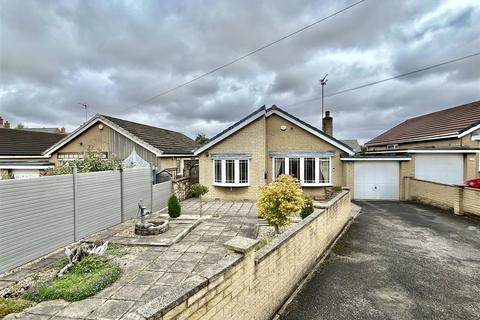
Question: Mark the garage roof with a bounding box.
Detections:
[366,100,480,146]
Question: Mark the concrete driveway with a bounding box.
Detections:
[281,201,480,320]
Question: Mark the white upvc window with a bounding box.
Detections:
[213,159,250,187]
[272,156,332,186]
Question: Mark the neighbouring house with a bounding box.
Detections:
[194,105,355,201]
[43,114,197,177]
[344,100,480,201]
[0,128,66,179]
[20,127,66,134]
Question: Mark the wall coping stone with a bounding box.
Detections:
[135,253,243,319]
[255,190,349,264]
[224,236,258,253]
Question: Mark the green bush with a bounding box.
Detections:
[332,186,343,193]
[23,256,121,302]
[46,149,120,176]
[300,194,314,219]
[190,183,209,198]
[168,194,181,218]
[0,298,32,318]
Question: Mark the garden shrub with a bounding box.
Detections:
[256,175,305,233]
[168,194,181,218]
[332,186,343,193]
[300,194,314,219]
[46,149,120,176]
[23,256,121,302]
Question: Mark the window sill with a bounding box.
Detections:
[300,183,332,187]
[213,182,250,187]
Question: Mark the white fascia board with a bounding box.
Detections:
[407,149,480,154]
[365,133,459,146]
[267,109,355,156]
[460,123,480,137]
[194,111,265,155]
[157,154,196,158]
[0,155,49,159]
[0,165,54,169]
[340,157,411,161]
[43,116,162,156]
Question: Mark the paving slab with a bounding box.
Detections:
[88,299,135,320]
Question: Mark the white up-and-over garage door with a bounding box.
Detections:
[354,161,400,200]
[415,154,463,185]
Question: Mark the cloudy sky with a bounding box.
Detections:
[1,0,479,143]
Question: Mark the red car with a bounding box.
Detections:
[465,178,480,189]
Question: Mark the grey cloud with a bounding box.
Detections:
[1,0,479,142]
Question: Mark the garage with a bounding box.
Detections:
[354,161,400,200]
[415,154,464,185]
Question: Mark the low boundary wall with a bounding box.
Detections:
[132,190,352,320]
[405,177,480,216]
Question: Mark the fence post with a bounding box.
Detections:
[120,167,125,222]
[73,166,78,241]
[150,165,154,213]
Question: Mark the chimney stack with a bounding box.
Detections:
[4,121,10,129]
[0,117,3,126]
[58,127,66,134]
[322,111,333,136]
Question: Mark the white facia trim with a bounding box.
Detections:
[341,157,412,161]
[0,165,54,169]
[0,155,49,159]
[43,116,163,156]
[366,149,479,154]
[266,109,355,155]
[459,123,480,137]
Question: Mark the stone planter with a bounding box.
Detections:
[135,219,169,236]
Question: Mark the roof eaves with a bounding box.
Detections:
[194,105,266,155]
[266,106,355,155]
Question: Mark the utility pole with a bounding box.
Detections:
[319,74,328,127]
[78,103,88,122]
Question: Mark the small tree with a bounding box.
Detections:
[256,175,305,233]
[195,133,209,145]
[168,194,181,218]
[190,183,209,216]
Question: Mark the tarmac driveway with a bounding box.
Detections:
[281,201,480,320]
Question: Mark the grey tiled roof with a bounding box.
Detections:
[0,128,66,156]
[103,115,196,155]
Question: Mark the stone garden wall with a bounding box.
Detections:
[131,190,352,320]
[172,177,191,201]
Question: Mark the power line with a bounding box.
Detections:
[130,0,367,108]
[288,51,480,107]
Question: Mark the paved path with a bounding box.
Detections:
[281,201,480,320]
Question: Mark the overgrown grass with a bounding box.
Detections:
[0,298,32,318]
[23,256,121,302]
[105,243,128,257]
[46,257,69,270]
[255,238,270,250]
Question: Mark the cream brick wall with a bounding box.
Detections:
[198,113,349,200]
[159,191,352,320]
[406,177,479,216]
[199,116,267,200]
[51,124,110,166]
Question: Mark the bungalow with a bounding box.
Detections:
[0,128,65,179]
[194,105,355,200]
[43,114,197,176]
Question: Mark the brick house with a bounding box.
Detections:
[0,128,65,179]
[345,100,480,201]
[194,105,355,200]
[43,114,197,176]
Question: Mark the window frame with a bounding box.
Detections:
[386,144,398,150]
[272,156,332,186]
[212,159,250,187]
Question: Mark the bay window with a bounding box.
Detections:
[271,155,332,186]
[212,156,250,186]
